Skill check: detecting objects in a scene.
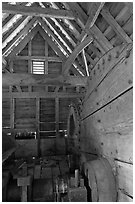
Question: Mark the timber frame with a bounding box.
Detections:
[2,1,133,153]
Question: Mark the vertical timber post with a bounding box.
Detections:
[9,61,15,137]
[55,97,59,154]
[45,41,48,74]
[36,97,41,157]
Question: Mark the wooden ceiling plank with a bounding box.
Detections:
[63,35,93,75]
[3,16,38,56]
[2,73,88,87]
[2,3,75,20]
[8,24,40,58]
[101,7,132,43]
[3,16,28,43]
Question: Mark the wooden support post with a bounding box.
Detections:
[82,49,89,76]
[28,40,32,73]
[45,41,48,74]
[55,97,59,153]
[17,176,31,202]
[36,97,40,157]
[28,86,32,92]
[9,86,15,131]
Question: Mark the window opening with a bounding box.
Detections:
[32,60,48,74]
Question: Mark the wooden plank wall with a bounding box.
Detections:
[3,30,79,158]
[15,98,36,129]
[80,45,133,201]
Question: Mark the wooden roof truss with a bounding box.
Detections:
[2,2,133,83]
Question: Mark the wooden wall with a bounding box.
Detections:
[80,44,133,201]
[2,31,81,158]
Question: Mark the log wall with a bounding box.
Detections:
[80,44,133,201]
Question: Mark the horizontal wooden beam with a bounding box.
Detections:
[2,3,75,20]
[63,35,93,75]
[3,92,83,99]
[10,55,62,62]
[2,73,88,86]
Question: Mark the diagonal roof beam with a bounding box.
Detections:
[3,16,38,56]
[78,2,105,42]
[2,2,28,28]
[3,16,28,43]
[67,2,113,52]
[2,2,75,20]
[37,24,86,76]
[7,24,40,58]
[37,25,66,61]
[101,6,132,44]
[63,35,93,75]
[2,14,15,27]
[38,17,86,76]
[124,2,133,14]
[38,17,70,56]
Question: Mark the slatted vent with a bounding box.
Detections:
[32,61,45,74]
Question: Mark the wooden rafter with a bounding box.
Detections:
[2,2,28,28]
[63,35,93,75]
[2,73,88,87]
[3,16,38,56]
[43,17,73,50]
[38,17,70,56]
[38,17,86,76]
[87,2,105,28]
[2,56,7,68]
[124,2,133,14]
[101,6,132,44]
[2,14,14,27]
[2,3,75,20]
[7,24,40,58]
[3,16,28,43]
[68,2,113,52]
[37,25,66,61]
[77,2,105,42]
